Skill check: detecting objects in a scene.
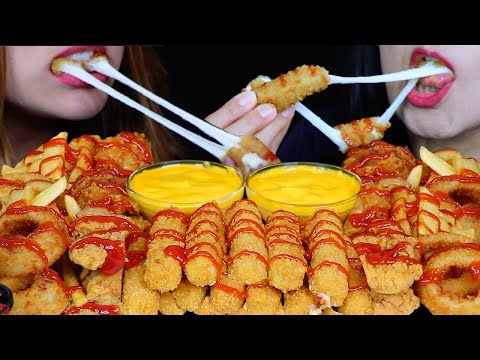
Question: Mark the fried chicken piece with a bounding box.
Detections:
[353,232,423,295]
[122,237,161,315]
[372,288,420,315]
[82,269,123,308]
[94,131,153,173]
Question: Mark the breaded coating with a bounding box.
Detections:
[158,292,186,315]
[10,271,70,315]
[144,208,188,292]
[0,206,71,277]
[226,199,268,285]
[0,274,33,292]
[184,202,226,287]
[304,209,350,307]
[208,273,246,315]
[94,131,152,173]
[172,277,208,313]
[353,233,423,295]
[122,238,161,315]
[244,283,284,315]
[249,65,330,112]
[83,269,123,306]
[335,117,390,151]
[283,287,323,315]
[372,288,420,315]
[266,211,307,293]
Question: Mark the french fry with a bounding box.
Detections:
[31,176,67,207]
[420,146,456,176]
[406,165,423,191]
[65,194,82,220]
[61,256,88,307]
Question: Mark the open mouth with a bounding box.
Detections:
[51,47,109,87]
[408,49,455,107]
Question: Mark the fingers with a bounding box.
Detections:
[205,91,295,154]
[206,91,259,129]
[255,107,295,153]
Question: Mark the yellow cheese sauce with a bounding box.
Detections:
[128,161,244,219]
[246,163,361,221]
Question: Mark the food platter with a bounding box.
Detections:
[1,130,479,315]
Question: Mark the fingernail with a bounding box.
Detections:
[257,104,276,119]
[236,90,257,107]
[280,106,295,118]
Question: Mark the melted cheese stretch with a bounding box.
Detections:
[129,162,244,204]
[246,164,361,221]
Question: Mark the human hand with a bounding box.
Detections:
[205,90,295,154]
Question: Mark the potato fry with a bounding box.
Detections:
[420,146,456,176]
[406,165,423,190]
[31,176,67,207]
[65,194,82,220]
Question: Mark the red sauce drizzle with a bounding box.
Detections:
[64,302,120,315]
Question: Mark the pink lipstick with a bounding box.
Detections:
[407,48,455,108]
[53,46,109,88]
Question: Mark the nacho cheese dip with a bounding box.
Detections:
[246,162,361,221]
[127,161,244,219]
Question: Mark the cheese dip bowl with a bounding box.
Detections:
[127,160,245,220]
[246,162,361,223]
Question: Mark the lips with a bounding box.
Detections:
[407,48,455,108]
[53,46,109,88]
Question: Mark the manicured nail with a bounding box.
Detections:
[280,106,295,118]
[257,104,276,119]
[236,90,257,107]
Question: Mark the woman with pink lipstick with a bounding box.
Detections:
[0,46,293,167]
[379,45,478,161]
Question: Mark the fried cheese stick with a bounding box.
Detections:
[265,210,307,293]
[143,208,188,293]
[184,202,226,287]
[244,282,284,315]
[204,273,246,315]
[249,65,330,112]
[224,199,269,285]
[302,209,350,308]
[283,286,323,315]
[171,277,208,313]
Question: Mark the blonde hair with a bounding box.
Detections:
[0,46,186,166]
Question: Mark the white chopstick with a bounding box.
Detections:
[87,57,240,149]
[57,62,228,160]
[328,62,452,85]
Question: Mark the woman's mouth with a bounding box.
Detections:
[407,48,455,108]
[52,47,109,88]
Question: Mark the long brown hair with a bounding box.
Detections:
[0,46,187,166]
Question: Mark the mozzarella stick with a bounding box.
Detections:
[158,292,186,315]
[224,199,269,285]
[122,234,162,315]
[249,65,330,112]
[184,202,227,287]
[244,282,284,315]
[283,286,323,315]
[207,273,246,315]
[265,210,307,293]
[171,277,208,313]
[335,117,391,150]
[143,208,188,292]
[302,209,350,308]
